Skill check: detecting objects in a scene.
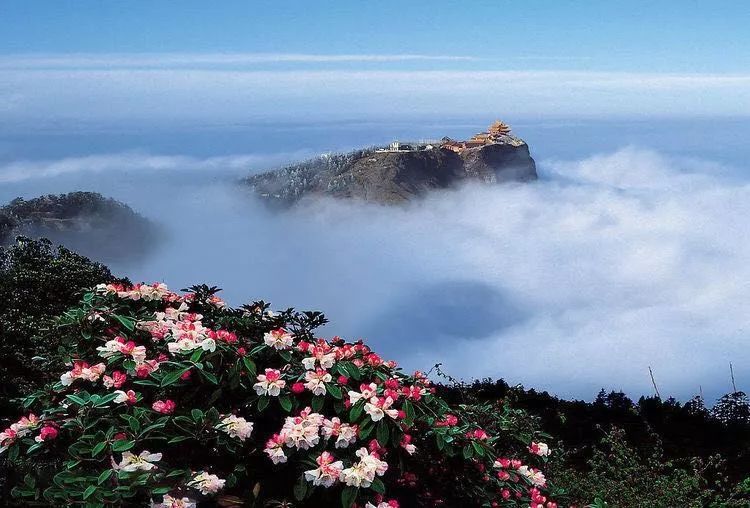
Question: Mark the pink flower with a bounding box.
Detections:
[466,429,488,440]
[135,359,160,378]
[254,369,286,397]
[291,382,305,394]
[34,425,58,443]
[103,370,127,389]
[400,434,416,455]
[152,399,176,414]
[236,347,247,357]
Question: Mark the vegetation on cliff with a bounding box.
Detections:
[0,192,157,262]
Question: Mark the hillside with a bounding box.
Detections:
[244,122,537,206]
[0,192,157,262]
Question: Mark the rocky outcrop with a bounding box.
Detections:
[244,133,536,206]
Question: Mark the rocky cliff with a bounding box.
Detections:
[243,133,536,206]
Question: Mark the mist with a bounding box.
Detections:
[1,136,748,404]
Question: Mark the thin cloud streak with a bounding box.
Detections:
[0,53,480,69]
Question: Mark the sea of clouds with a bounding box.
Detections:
[1,146,748,402]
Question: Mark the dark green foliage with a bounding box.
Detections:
[0,237,125,417]
[550,427,749,507]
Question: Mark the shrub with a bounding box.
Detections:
[0,237,124,417]
[1,283,561,507]
[550,427,749,507]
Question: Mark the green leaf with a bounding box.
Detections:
[341,486,358,508]
[111,440,135,452]
[436,433,446,451]
[91,442,107,458]
[358,420,374,440]
[26,442,43,455]
[462,444,474,459]
[200,370,218,385]
[376,422,390,447]
[311,395,324,413]
[93,392,119,406]
[191,409,204,422]
[293,475,308,501]
[471,441,485,457]
[97,469,113,485]
[160,366,191,387]
[257,396,269,412]
[168,436,192,444]
[152,486,171,495]
[66,394,87,406]
[124,415,140,433]
[112,314,135,331]
[23,474,35,488]
[82,485,97,500]
[242,357,257,377]
[370,477,385,494]
[326,383,342,400]
[279,350,292,362]
[189,349,203,363]
[349,401,364,422]
[278,395,293,412]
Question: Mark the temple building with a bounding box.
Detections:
[440,120,513,153]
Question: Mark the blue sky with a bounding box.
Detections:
[2,0,749,73]
[1,1,749,124]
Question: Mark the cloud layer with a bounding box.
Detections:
[2,64,749,122]
[3,146,745,401]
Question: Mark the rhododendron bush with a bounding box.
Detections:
[1,283,561,507]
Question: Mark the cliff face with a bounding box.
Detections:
[244,134,536,206]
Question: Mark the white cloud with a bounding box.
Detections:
[1,144,748,401]
[1,68,749,123]
[0,151,307,183]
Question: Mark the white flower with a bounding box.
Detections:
[348,383,378,405]
[339,448,387,488]
[113,390,130,404]
[280,408,324,450]
[304,451,344,488]
[253,369,286,397]
[189,471,225,495]
[517,465,547,487]
[530,441,551,457]
[264,434,287,464]
[301,347,336,370]
[321,417,358,449]
[151,495,196,508]
[263,328,293,350]
[218,415,254,441]
[117,450,162,472]
[199,338,216,352]
[364,397,398,422]
[304,369,331,396]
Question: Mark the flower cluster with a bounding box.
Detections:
[1,282,559,507]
